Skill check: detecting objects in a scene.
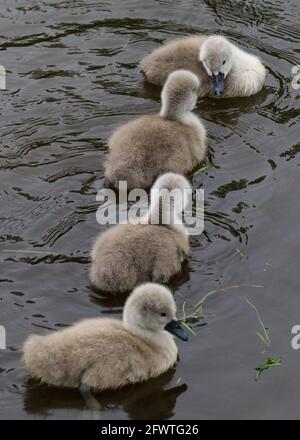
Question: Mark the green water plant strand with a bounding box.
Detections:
[246,299,270,347]
[179,284,264,335]
[255,358,282,381]
[190,165,211,177]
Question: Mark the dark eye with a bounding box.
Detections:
[223,60,226,65]
[161,312,167,317]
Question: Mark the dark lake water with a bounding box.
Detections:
[0,0,300,420]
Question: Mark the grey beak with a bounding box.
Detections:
[165,320,189,341]
[212,72,225,96]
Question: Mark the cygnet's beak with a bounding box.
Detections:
[165,320,189,341]
[212,72,225,96]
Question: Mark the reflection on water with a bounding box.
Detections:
[0,0,300,420]
[24,369,187,420]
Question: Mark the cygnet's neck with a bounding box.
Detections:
[141,190,186,236]
[159,91,203,137]
[159,92,188,123]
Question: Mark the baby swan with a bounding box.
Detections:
[141,35,266,98]
[23,283,188,391]
[105,69,206,190]
[90,173,191,293]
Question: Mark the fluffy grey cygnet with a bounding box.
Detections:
[90,172,191,293]
[141,35,266,98]
[105,69,207,190]
[23,283,188,392]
